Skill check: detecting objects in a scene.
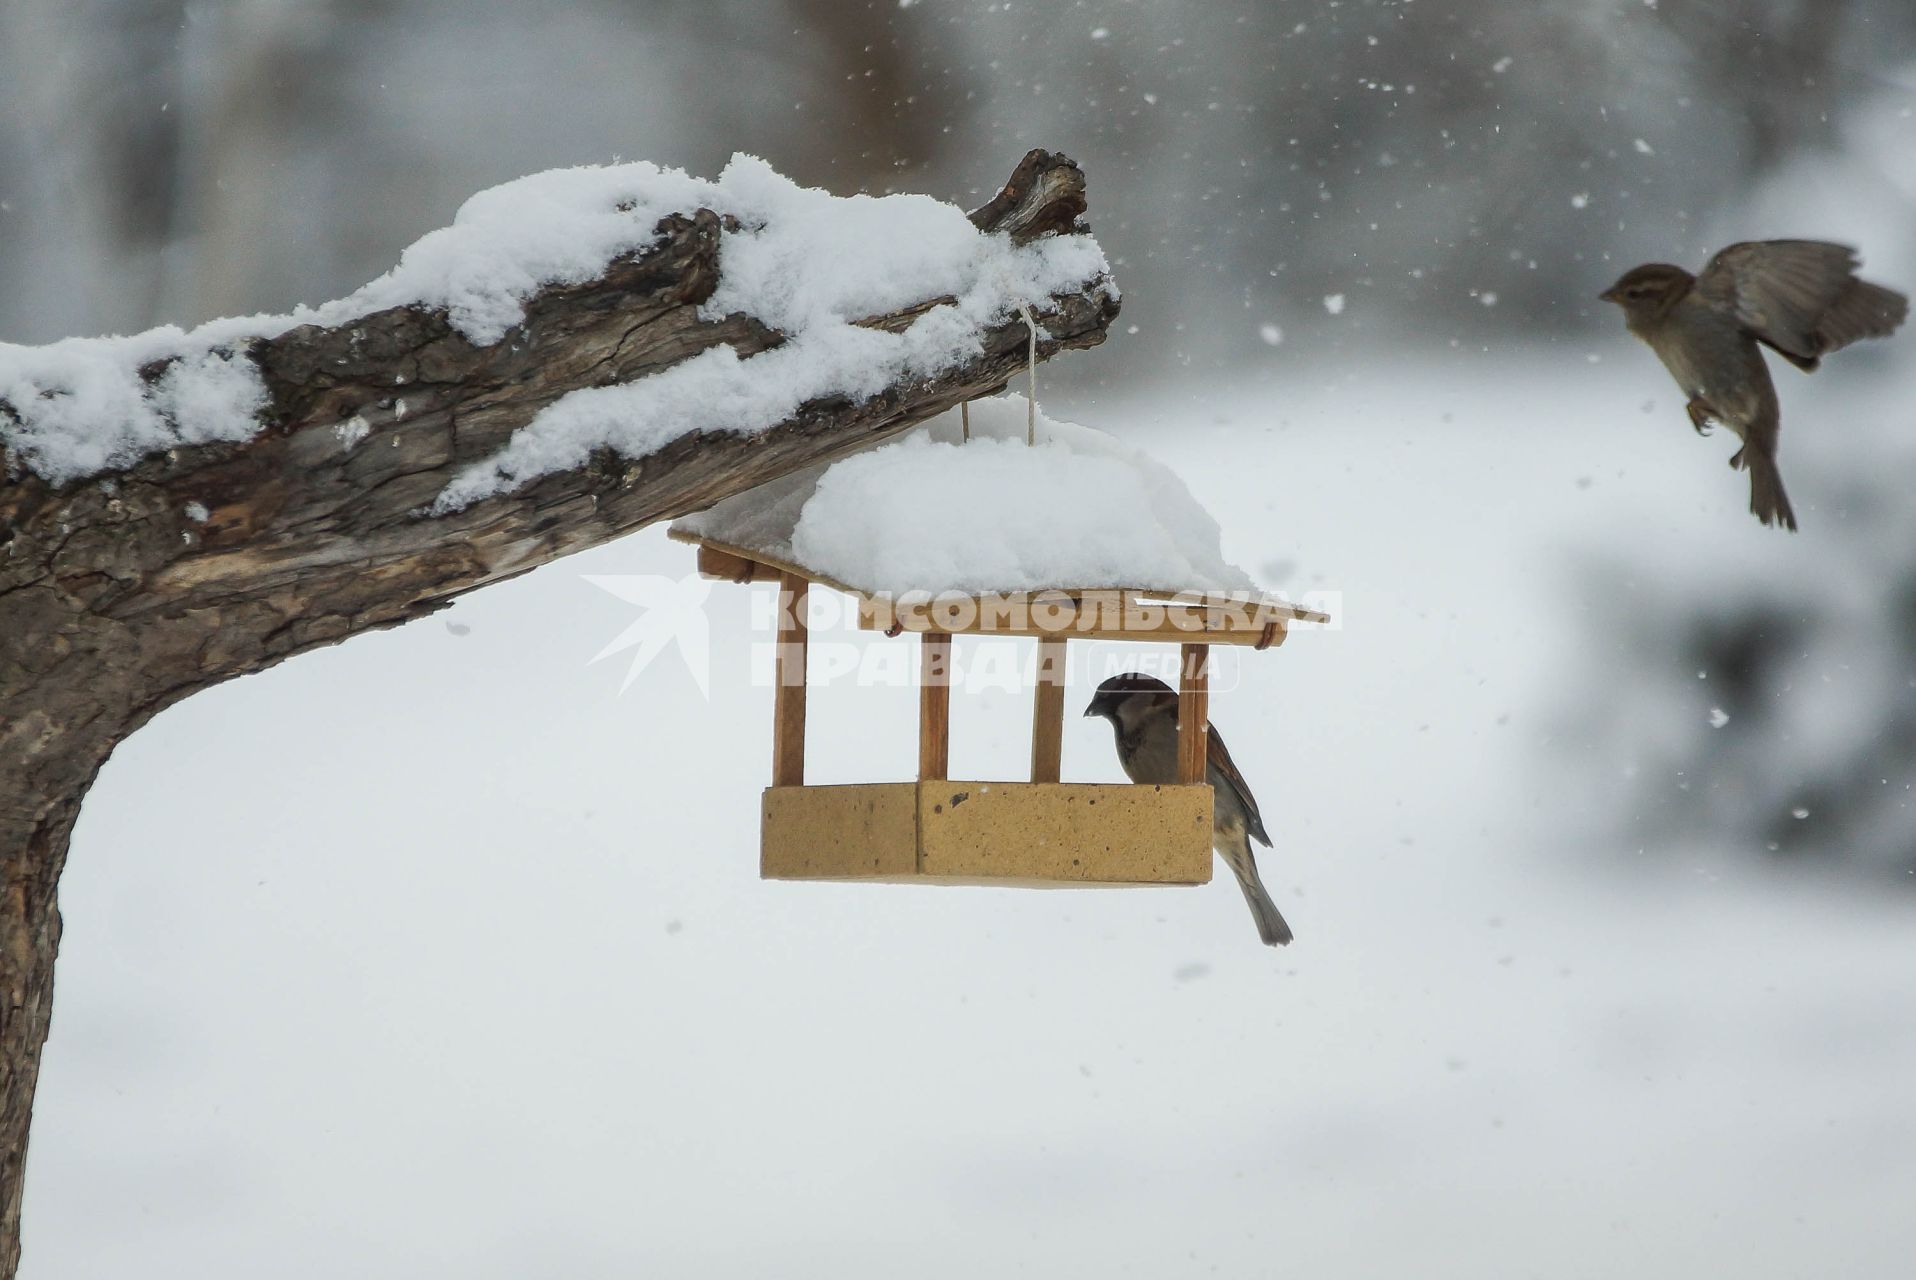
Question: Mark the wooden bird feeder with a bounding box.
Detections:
[666,395,1328,888]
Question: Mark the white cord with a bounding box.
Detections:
[1015,300,1038,445]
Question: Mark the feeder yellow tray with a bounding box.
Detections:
[762,781,1214,886]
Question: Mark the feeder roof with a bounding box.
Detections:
[670,394,1274,600]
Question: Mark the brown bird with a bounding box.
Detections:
[1600,240,1907,531]
[1084,673,1291,947]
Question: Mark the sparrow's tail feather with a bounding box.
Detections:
[1732,446,1799,532]
[1220,841,1292,947]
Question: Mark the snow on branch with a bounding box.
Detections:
[434,155,1109,510]
[1,152,1112,494]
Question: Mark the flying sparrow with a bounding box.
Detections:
[1084,673,1292,947]
[1600,240,1907,531]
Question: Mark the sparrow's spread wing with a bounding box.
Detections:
[1206,724,1271,848]
[1697,240,1908,363]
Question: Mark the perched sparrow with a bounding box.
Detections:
[1084,673,1291,947]
[1600,240,1907,531]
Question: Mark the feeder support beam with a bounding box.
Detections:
[919,632,952,782]
[772,575,809,787]
[1178,643,1210,786]
[1031,638,1067,783]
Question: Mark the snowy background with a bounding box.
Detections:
[7,3,1916,1277]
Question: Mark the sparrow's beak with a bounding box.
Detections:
[1598,287,1621,304]
[1082,698,1101,718]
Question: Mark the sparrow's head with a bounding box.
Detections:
[1084,673,1177,725]
[1599,263,1695,318]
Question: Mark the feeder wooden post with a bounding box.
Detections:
[1030,638,1067,783]
[919,632,952,781]
[772,573,808,787]
[1177,642,1209,785]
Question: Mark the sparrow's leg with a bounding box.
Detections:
[1685,397,1716,436]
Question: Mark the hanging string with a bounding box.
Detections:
[961,399,970,443]
[1015,300,1038,446]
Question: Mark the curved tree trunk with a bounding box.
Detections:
[0,148,1115,1276]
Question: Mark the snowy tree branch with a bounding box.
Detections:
[0,148,1115,1279]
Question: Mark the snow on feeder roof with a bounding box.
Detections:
[670,394,1327,641]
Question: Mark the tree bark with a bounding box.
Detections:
[0,148,1114,1276]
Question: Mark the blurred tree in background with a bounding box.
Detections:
[1570,476,1916,885]
[5,0,1913,358]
